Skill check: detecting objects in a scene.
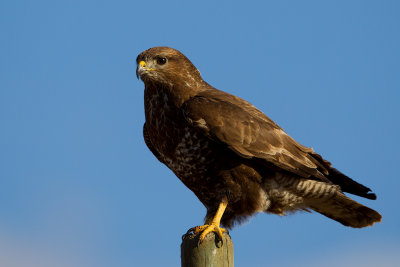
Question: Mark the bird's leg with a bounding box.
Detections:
[186,196,228,244]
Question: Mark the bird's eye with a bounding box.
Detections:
[156,57,167,65]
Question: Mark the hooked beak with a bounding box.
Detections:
[136,60,158,80]
[136,61,147,79]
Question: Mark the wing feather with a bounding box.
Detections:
[182,89,331,182]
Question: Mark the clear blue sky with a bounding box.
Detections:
[1,1,399,266]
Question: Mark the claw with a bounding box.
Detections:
[199,224,226,246]
[186,225,209,235]
[186,224,227,247]
[184,196,229,247]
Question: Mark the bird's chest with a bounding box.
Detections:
[144,91,211,178]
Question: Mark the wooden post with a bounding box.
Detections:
[181,232,234,267]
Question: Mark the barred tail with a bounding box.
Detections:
[306,192,382,228]
[291,178,382,228]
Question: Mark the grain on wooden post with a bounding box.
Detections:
[181,232,234,267]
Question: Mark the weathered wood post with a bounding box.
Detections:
[181,232,234,267]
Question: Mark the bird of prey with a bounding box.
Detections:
[136,46,381,242]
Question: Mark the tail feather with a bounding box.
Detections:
[307,192,382,228]
[288,177,382,227]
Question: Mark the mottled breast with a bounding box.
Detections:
[144,88,211,179]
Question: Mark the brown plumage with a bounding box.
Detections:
[137,46,381,231]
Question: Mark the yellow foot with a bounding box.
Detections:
[186,224,227,244]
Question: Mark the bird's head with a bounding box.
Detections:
[136,47,203,87]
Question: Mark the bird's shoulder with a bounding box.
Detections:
[182,87,280,129]
[181,88,331,181]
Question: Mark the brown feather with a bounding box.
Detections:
[137,46,382,229]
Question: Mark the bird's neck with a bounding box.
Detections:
[144,79,208,108]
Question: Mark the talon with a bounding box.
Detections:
[186,196,229,246]
[198,224,227,244]
[187,225,209,235]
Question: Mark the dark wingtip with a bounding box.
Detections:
[327,168,378,200]
[365,192,377,200]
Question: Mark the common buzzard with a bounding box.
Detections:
[136,47,381,242]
